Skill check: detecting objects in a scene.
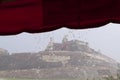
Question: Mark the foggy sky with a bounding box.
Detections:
[0,23,120,62]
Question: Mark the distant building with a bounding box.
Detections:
[45,36,92,52]
[62,35,68,43]
[0,48,9,55]
[45,37,54,51]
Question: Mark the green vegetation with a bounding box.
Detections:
[1,74,120,80]
[0,79,84,80]
[103,74,120,80]
[0,79,82,80]
[3,79,84,80]
[6,79,34,80]
[0,79,106,80]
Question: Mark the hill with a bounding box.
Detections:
[0,37,119,79]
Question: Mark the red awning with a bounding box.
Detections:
[0,0,120,35]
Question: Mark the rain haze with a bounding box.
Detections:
[0,23,120,62]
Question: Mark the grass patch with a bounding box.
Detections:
[1,78,88,80]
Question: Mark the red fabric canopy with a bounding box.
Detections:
[0,0,120,35]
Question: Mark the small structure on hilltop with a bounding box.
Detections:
[62,35,68,43]
[0,48,9,55]
[46,37,54,51]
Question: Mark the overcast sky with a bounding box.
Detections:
[0,23,120,62]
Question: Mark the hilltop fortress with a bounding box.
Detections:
[45,35,90,52]
[0,36,119,79]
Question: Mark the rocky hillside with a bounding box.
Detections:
[0,38,119,79]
